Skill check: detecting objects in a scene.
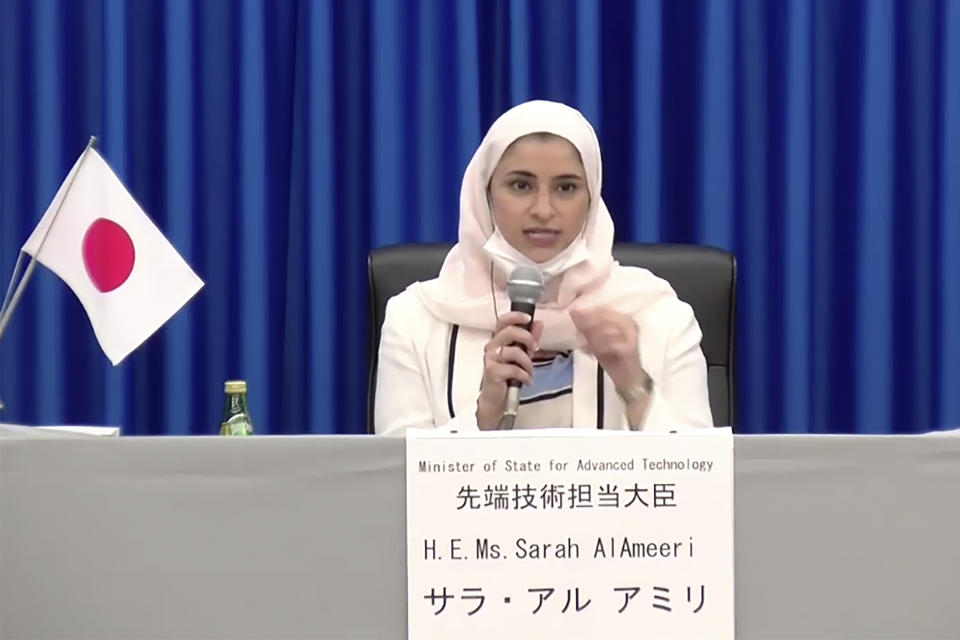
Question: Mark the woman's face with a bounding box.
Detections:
[488,134,590,264]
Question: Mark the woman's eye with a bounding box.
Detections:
[557,182,579,193]
[510,180,532,191]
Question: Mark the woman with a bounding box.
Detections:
[375,100,712,435]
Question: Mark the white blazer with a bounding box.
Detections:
[374,288,714,436]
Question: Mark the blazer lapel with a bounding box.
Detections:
[448,326,487,421]
[572,350,628,430]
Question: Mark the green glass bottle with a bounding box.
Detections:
[219,380,254,436]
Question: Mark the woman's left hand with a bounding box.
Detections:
[569,307,646,393]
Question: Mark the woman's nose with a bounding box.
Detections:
[529,187,554,219]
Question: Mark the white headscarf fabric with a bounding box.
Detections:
[412,100,675,350]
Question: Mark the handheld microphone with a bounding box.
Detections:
[498,265,544,430]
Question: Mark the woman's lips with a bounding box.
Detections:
[523,229,561,247]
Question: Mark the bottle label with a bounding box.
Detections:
[220,413,254,436]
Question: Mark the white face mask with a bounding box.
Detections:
[482,228,590,283]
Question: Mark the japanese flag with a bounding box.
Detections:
[21,147,203,365]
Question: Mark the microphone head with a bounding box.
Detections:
[506,266,544,305]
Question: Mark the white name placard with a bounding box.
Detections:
[405,428,734,640]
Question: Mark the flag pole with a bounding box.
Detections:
[0,252,25,319]
[0,136,98,345]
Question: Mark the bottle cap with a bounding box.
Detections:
[224,380,247,394]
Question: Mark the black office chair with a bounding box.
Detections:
[367,243,736,431]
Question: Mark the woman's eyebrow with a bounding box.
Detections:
[502,170,585,181]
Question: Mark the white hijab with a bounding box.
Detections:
[412,100,675,350]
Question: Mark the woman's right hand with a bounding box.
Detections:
[476,312,543,430]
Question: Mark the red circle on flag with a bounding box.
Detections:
[82,218,136,293]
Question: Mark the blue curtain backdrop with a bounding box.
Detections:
[1,0,958,435]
